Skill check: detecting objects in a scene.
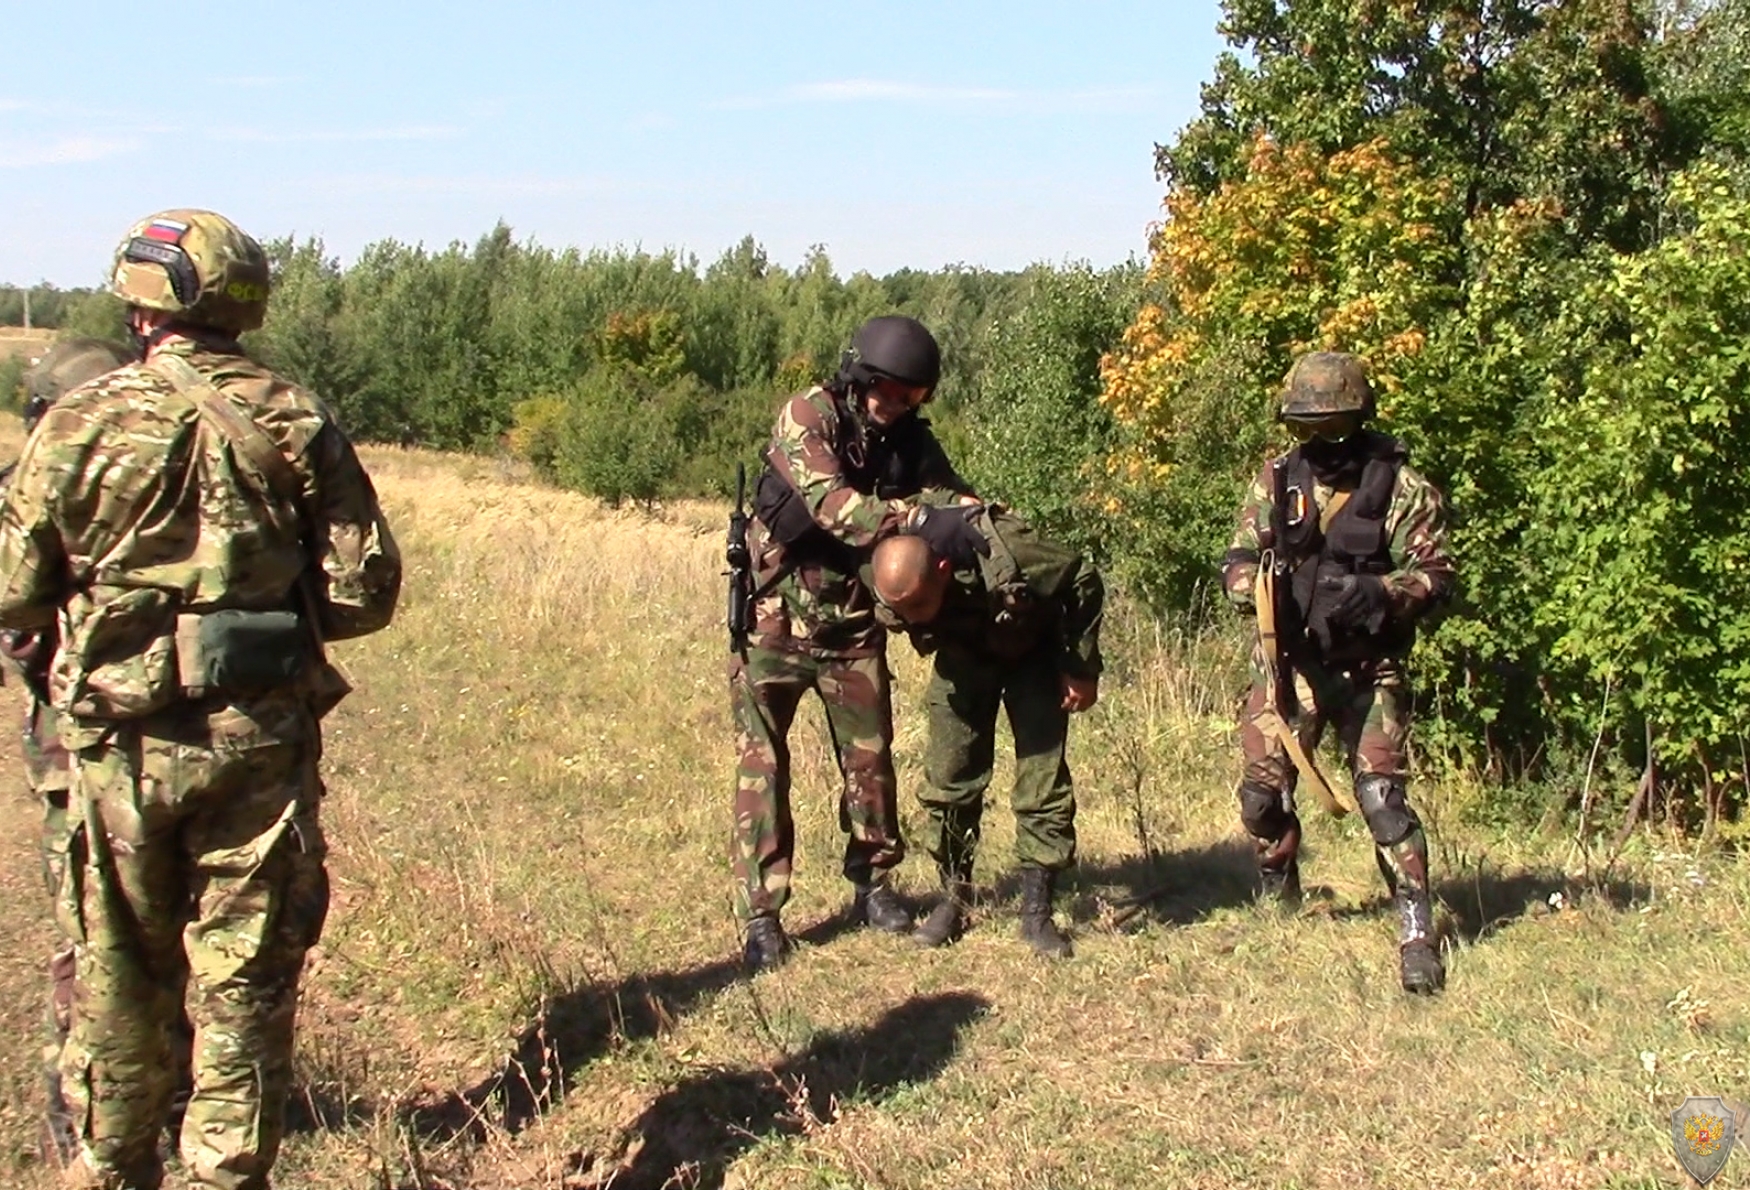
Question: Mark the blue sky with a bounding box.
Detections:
[2,1,1227,287]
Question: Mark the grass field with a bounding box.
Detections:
[0,443,1745,1188]
[0,328,56,363]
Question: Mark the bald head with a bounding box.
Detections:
[872,534,953,624]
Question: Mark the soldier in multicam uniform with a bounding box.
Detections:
[734,315,989,973]
[0,209,401,1190]
[869,508,1104,957]
[0,337,188,1165]
[1221,351,1454,995]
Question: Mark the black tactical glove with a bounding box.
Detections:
[1316,573,1389,634]
[906,504,990,570]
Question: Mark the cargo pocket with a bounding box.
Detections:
[55,587,180,720]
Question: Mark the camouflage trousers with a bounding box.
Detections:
[730,645,904,923]
[56,711,329,1190]
[32,698,197,1170]
[921,647,1076,875]
[1239,654,1429,893]
[1240,655,1410,788]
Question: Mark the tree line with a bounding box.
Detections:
[4,0,1747,826]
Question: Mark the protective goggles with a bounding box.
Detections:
[1283,413,1361,444]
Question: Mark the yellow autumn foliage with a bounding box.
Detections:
[1100,135,1456,453]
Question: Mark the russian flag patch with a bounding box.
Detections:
[141,219,188,244]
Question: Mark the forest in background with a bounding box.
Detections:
[3,0,1748,825]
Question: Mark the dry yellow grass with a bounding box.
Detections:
[0,442,1744,1188]
[0,327,56,363]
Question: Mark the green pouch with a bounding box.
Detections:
[176,610,308,696]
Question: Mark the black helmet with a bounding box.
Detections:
[844,315,941,393]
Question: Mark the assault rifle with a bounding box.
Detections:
[726,463,753,653]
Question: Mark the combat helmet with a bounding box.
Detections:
[109,209,271,333]
[844,315,942,396]
[1278,351,1375,421]
[22,338,133,430]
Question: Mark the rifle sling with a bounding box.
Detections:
[1254,553,1350,817]
[148,353,330,658]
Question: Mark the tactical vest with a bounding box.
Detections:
[1275,432,1413,660]
[753,386,932,570]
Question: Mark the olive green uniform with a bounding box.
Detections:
[887,508,1104,876]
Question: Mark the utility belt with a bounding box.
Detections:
[55,591,313,721]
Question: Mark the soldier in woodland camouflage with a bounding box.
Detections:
[734,315,988,973]
[1222,351,1454,995]
[0,209,401,1190]
[870,509,1104,958]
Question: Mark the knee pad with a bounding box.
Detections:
[1355,773,1420,846]
[1238,780,1294,841]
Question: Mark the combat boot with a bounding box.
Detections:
[1252,818,1302,910]
[742,914,791,975]
[1017,867,1072,959]
[1258,856,1302,908]
[914,865,973,948]
[853,880,913,934]
[1396,888,1445,994]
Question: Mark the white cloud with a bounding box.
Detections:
[0,135,138,168]
[208,124,463,145]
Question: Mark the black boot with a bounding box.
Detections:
[1017,867,1072,959]
[1397,889,1445,994]
[1375,834,1444,995]
[742,914,791,975]
[853,881,913,934]
[914,867,972,948]
[1254,819,1303,909]
[1259,856,1302,907]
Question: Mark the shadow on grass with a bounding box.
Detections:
[979,837,1261,929]
[566,990,989,1190]
[1310,861,1651,946]
[400,908,866,1141]
[1433,866,1649,944]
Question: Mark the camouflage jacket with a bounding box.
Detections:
[0,338,401,745]
[1222,434,1453,660]
[751,385,971,658]
[882,507,1105,679]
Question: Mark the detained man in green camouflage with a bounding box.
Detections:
[734,315,989,974]
[1221,352,1455,994]
[0,209,401,1190]
[870,509,1103,957]
[0,336,198,1166]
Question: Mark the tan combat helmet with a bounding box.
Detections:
[109,209,271,333]
[1278,351,1376,421]
[22,337,134,430]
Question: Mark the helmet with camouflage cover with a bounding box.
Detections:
[108,209,271,333]
[843,315,942,396]
[1278,351,1375,421]
[22,337,133,430]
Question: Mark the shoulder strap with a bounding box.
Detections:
[151,354,304,526]
[148,354,328,652]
